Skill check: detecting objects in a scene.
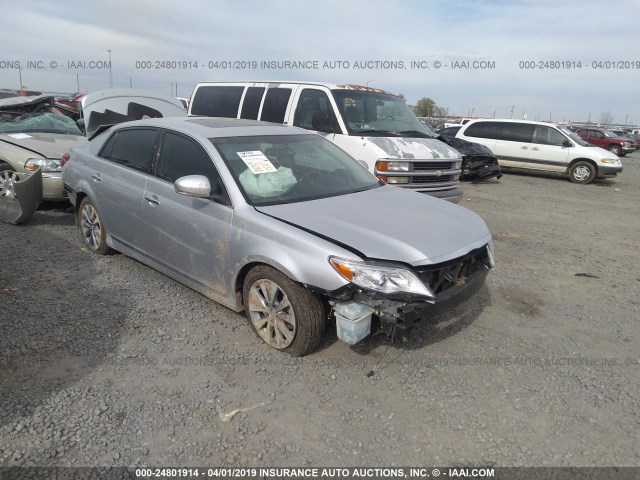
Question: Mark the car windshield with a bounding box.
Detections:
[558,127,591,146]
[602,129,620,138]
[420,122,439,138]
[0,111,82,135]
[331,89,429,136]
[211,134,382,206]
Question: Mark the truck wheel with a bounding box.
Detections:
[608,144,622,156]
[243,265,325,356]
[79,197,112,255]
[569,161,596,184]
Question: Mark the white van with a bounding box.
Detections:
[456,119,623,184]
[188,82,463,202]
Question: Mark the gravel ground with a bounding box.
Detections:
[1,151,639,468]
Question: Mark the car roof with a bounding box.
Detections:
[194,81,394,96]
[463,118,559,127]
[109,116,310,138]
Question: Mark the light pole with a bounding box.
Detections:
[18,65,23,93]
[470,107,475,118]
[107,50,113,88]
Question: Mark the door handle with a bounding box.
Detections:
[144,195,160,205]
[91,174,102,182]
[531,147,540,151]
[521,146,528,149]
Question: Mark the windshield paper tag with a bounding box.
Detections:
[237,151,277,174]
[7,133,32,139]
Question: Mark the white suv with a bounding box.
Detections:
[455,119,623,184]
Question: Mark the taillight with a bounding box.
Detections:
[61,152,70,167]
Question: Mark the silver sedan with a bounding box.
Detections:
[63,117,493,356]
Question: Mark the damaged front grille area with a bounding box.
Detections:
[414,245,491,295]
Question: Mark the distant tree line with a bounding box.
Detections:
[401,96,449,118]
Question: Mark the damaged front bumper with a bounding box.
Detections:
[375,267,489,333]
[319,244,493,344]
[437,135,502,183]
[461,155,502,183]
[0,167,42,224]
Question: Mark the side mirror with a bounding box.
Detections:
[174,175,211,198]
[562,139,573,147]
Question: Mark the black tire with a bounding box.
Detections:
[568,161,597,185]
[608,144,622,156]
[243,265,325,356]
[78,197,112,255]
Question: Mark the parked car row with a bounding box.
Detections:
[3,81,630,356]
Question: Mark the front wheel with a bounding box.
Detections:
[243,265,325,356]
[608,144,622,156]
[78,197,112,255]
[568,161,596,185]
[0,167,20,198]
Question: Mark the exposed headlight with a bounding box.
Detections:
[25,158,62,173]
[600,158,619,164]
[376,160,410,172]
[329,256,435,300]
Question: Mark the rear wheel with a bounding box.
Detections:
[608,144,622,156]
[243,265,325,356]
[79,197,112,255]
[569,161,596,184]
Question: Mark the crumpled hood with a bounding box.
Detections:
[257,186,491,265]
[438,135,496,158]
[365,136,461,160]
[0,133,87,158]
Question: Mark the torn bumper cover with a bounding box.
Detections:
[316,244,493,339]
[438,135,502,183]
[380,267,489,333]
[0,167,42,224]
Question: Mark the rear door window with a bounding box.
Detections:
[500,123,534,143]
[190,86,244,117]
[240,87,266,120]
[99,128,158,172]
[260,88,292,124]
[465,121,534,142]
[464,121,500,139]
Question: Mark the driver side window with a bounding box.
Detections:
[155,131,222,194]
[293,89,338,132]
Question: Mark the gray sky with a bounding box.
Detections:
[2,0,639,124]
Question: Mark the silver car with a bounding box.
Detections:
[63,117,493,356]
